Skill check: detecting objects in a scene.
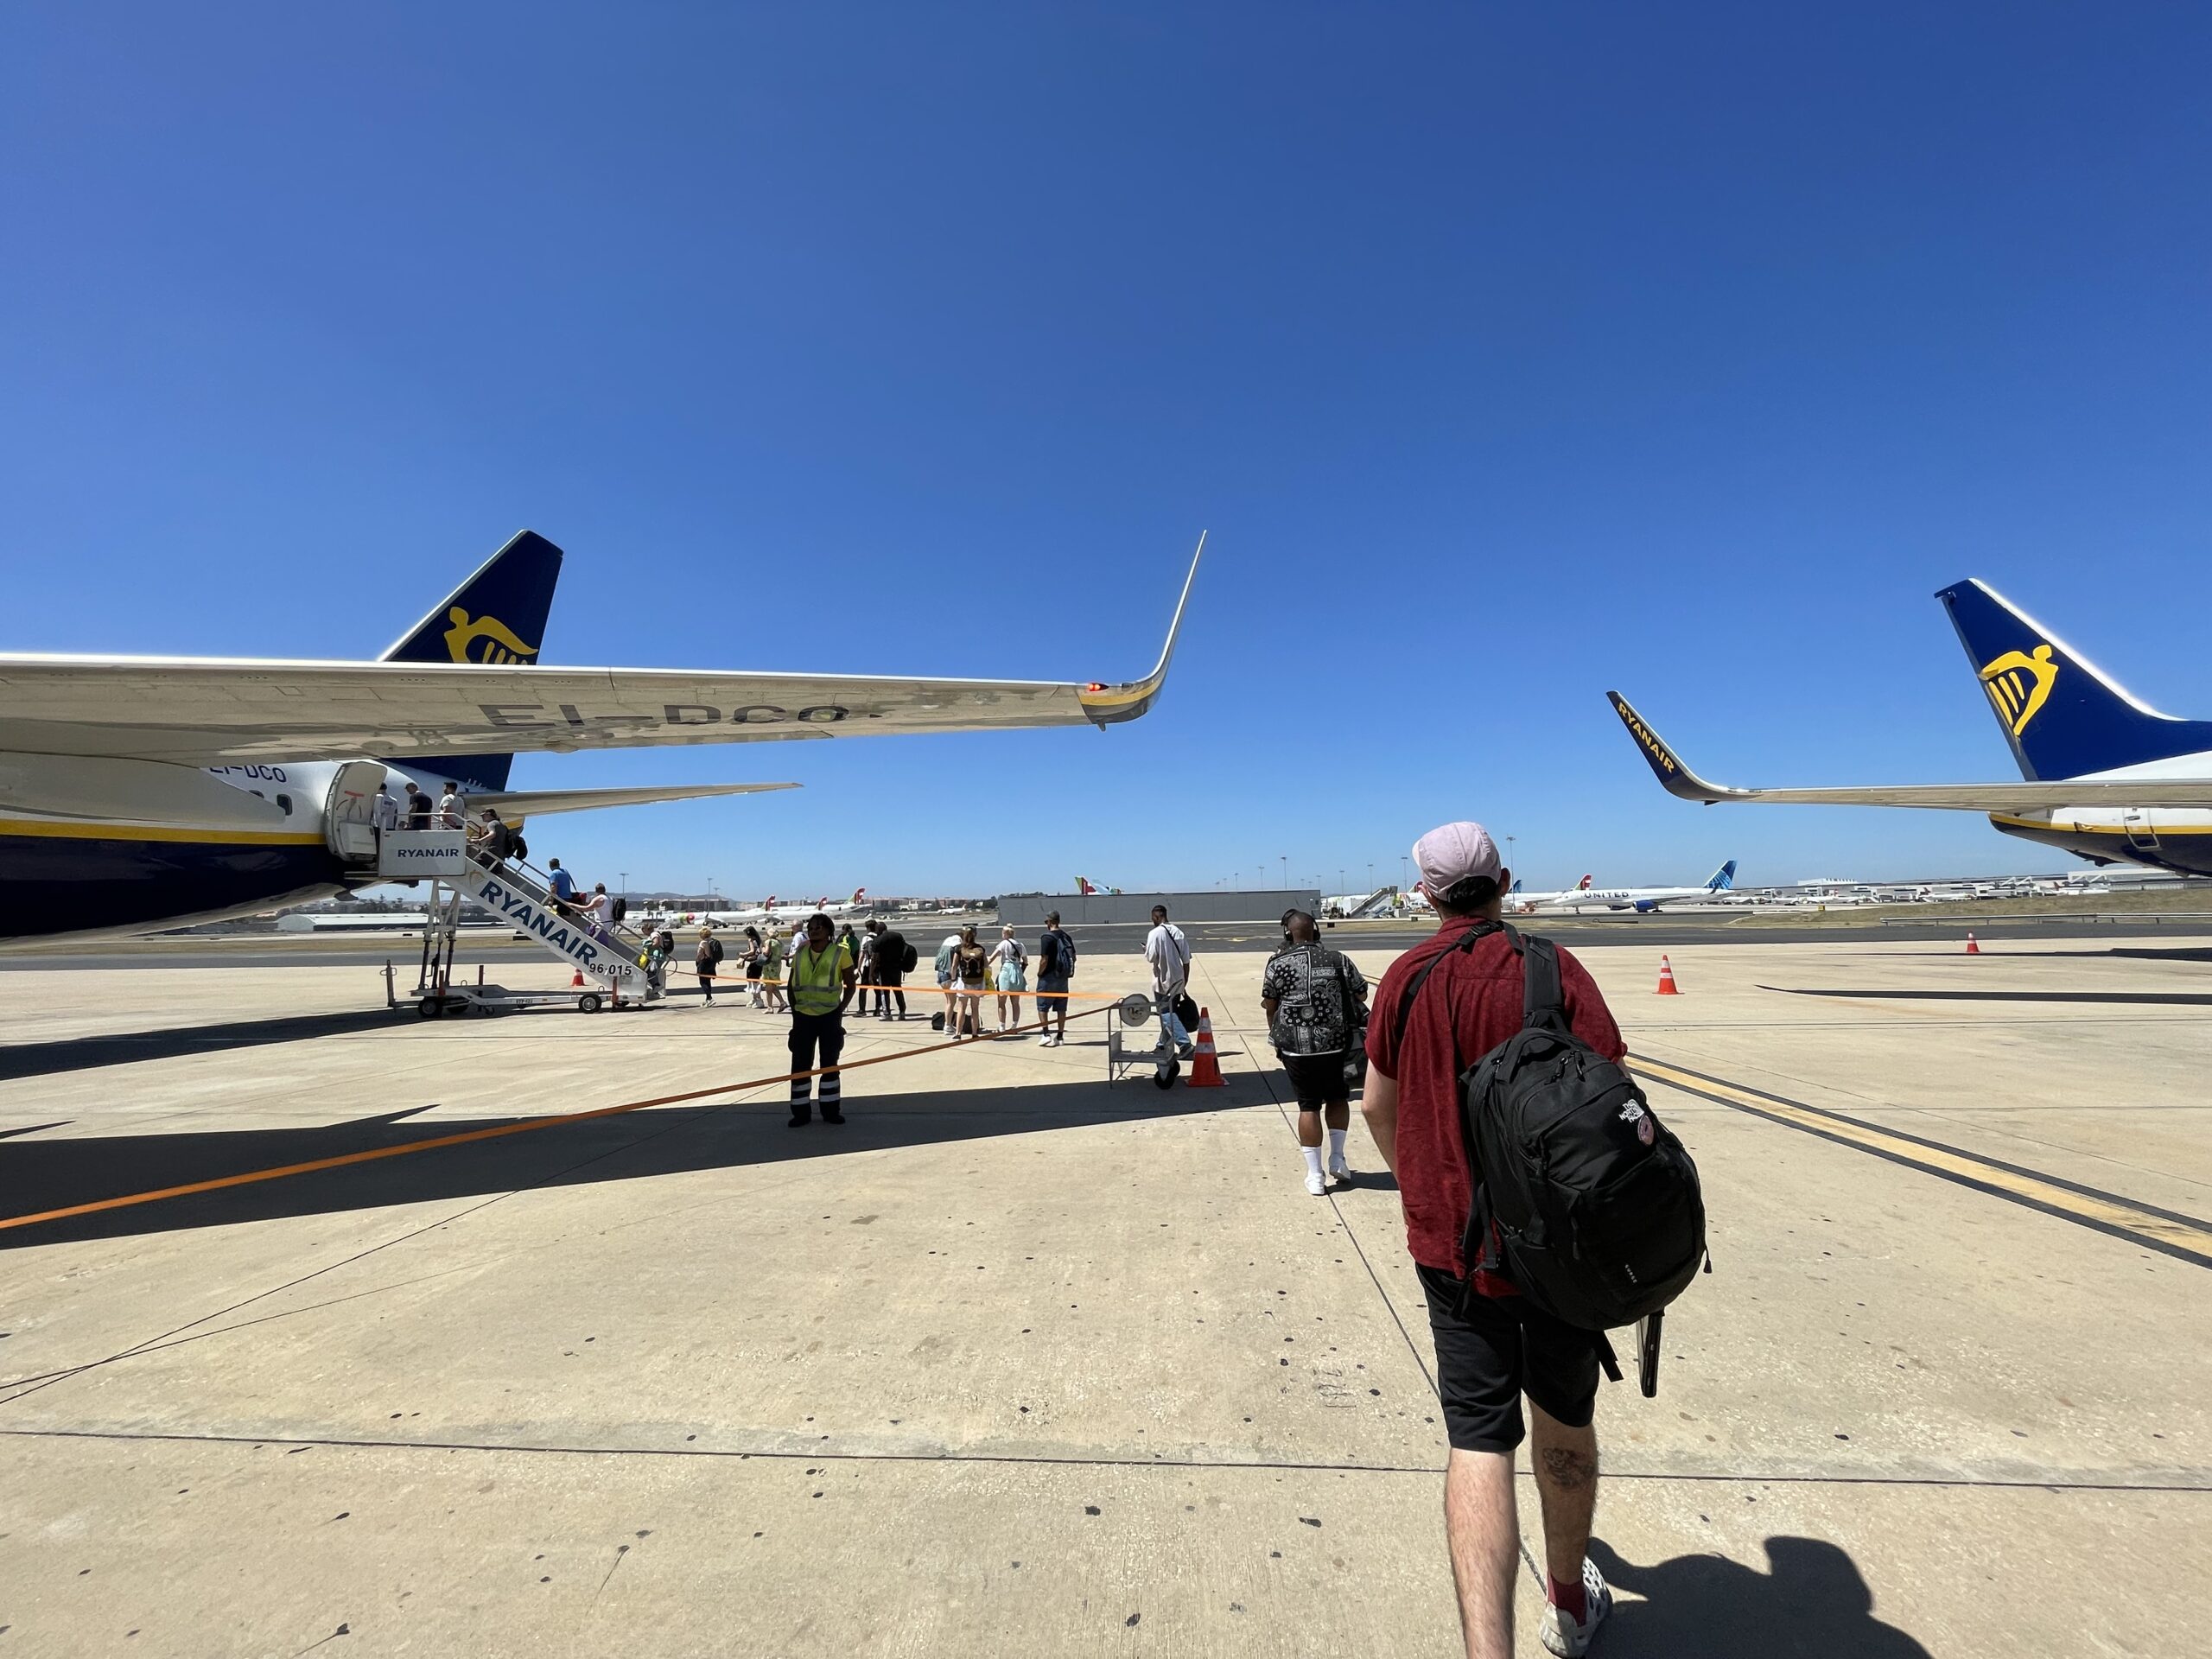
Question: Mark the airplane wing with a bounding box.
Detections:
[475,782,798,817]
[1609,691,2212,810]
[0,537,1205,766]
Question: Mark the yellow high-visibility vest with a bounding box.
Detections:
[790,940,852,1015]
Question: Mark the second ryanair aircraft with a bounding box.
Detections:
[1612,579,2212,876]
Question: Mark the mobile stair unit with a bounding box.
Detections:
[378,830,661,1018]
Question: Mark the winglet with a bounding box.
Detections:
[1077,532,1205,727]
[1606,691,1742,804]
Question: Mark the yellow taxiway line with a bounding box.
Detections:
[1632,1052,2212,1269]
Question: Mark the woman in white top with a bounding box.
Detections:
[989,924,1027,1033]
[577,883,613,944]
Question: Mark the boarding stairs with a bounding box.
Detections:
[1344,886,1399,918]
[379,830,659,1010]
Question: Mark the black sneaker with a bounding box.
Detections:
[821,1106,844,1125]
[787,1109,811,1128]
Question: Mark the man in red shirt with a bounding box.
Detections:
[1363,822,1626,1659]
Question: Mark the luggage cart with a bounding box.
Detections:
[1106,993,1181,1090]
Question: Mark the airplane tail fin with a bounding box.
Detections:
[1508,878,1522,894]
[1707,860,1737,892]
[1576,874,1592,891]
[381,531,564,793]
[1937,578,2212,780]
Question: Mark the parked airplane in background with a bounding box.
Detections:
[1511,862,1737,914]
[1075,875,1123,895]
[0,529,1202,943]
[1611,577,2212,877]
[1506,874,1593,912]
[675,888,869,928]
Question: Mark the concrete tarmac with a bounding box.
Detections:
[1,932,2206,1656]
[7,908,2202,971]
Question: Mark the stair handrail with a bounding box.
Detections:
[474,847,654,967]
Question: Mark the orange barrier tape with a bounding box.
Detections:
[0,1001,1118,1234]
[695,978,1127,1001]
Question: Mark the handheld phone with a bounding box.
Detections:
[1637,1311,1663,1398]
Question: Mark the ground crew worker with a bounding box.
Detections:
[786,912,856,1127]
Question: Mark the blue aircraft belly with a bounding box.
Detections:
[0,832,346,939]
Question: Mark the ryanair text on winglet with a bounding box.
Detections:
[1618,707,1678,777]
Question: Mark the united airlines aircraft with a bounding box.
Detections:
[1512,863,1737,914]
[0,530,1202,943]
[1611,579,2212,875]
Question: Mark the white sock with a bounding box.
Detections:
[1329,1129,1348,1165]
[1301,1146,1324,1179]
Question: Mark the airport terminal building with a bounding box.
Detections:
[995,888,1321,926]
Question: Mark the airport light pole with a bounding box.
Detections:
[1280,855,1287,889]
[1504,836,1514,879]
[620,870,628,902]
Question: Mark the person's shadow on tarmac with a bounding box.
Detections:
[1586,1536,1932,1658]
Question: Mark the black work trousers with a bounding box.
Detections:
[788,1010,846,1110]
[874,969,906,1017]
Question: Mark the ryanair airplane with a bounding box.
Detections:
[1,529,1202,944]
[1611,579,2212,875]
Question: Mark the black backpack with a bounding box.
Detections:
[901,939,919,972]
[1396,922,1707,1341]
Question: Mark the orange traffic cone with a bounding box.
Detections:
[571,968,587,987]
[1965,932,1980,955]
[1186,1007,1226,1087]
[1655,956,1681,995]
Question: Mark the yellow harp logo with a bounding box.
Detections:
[1978,643,2057,737]
[443,607,539,665]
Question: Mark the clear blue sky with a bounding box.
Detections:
[6,4,2209,896]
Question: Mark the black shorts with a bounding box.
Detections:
[1280,1049,1348,1109]
[1418,1265,1600,1454]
